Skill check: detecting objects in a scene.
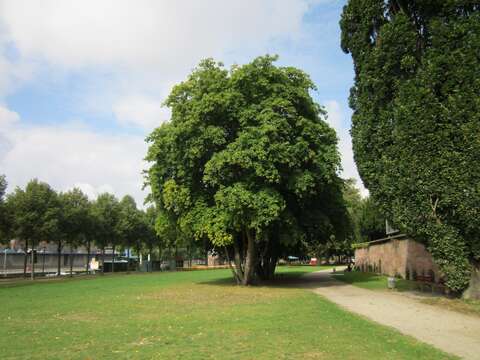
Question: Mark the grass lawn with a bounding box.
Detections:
[333,271,480,317]
[331,271,413,291]
[0,266,455,359]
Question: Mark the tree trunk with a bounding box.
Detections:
[100,247,105,275]
[256,235,277,281]
[23,239,29,278]
[69,243,74,278]
[148,244,153,272]
[242,229,256,285]
[463,261,480,300]
[224,247,241,284]
[257,255,277,281]
[127,245,131,274]
[112,245,115,274]
[85,240,91,274]
[30,239,35,280]
[232,236,245,284]
[136,244,141,271]
[57,240,62,275]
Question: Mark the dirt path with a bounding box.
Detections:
[301,270,480,359]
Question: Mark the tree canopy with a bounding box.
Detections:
[0,175,8,240]
[91,193,121,254]
[342,179,385,243]
[146,55,350,285]
[7,179,60,279]
[58,188,91,248]
[341,1,480,296]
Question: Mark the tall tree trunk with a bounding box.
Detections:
[189,238,194,268]
[256,235,277,281]
[101,246,105,275]
[148,244,153,272]
[23,239,28,278]
[463,261,480,300]
[225,246,241,284]
[57,240,62,275]
[30,239,35,280]
[127,245,131,274]
[136,244,140,271]
[242,229,256,285]
[85,239,91,274]
[112,245,115,273]
[232,236,245,284]
[257,255,277,281]
[69,242,74,277]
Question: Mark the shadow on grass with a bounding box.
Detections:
[197,268,348,290]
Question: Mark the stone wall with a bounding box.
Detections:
[354,236,442,282]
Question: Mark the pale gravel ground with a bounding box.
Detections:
[300,270,480,360]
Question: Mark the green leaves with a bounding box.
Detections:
[58,188,91,245]
[7,179,60,244]
[146,55,348,277]
[215,183,285,231]
[91,192,121,248]
[341,1,480,292]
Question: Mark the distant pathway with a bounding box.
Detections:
[300,270,480,359]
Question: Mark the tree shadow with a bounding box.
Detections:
[197,269,349,290]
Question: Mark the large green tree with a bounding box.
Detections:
[118,195,143,270]
[7,179,60,279]
[144,206,164,261]
[58,189,91,276]
[341,1,480,296]
[91,193,120,273]
[146,56,349,285]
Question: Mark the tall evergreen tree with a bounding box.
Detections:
[341,1,480,296]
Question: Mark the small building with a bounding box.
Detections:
[354,234,442,283]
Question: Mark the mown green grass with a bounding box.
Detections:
[0,267,455,359]
[331,271,413,291]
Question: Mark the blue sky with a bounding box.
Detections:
[0,0,363,205]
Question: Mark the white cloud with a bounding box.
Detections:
[0,0,312,70]
[0,107,149,205]
[0,0,327,204]
[324,100,367,196]
[0,105,19,161]
[0,0,317,129]
[68,182,115,200]
[113,95,170,131]
[0,104,19,127]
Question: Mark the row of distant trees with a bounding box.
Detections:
[0,174,162,279]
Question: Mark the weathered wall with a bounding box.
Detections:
[354,237,442,282]
[405,240,441,282]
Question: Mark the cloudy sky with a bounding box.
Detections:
[0,0,364,206]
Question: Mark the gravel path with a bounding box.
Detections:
[301,270,480,359]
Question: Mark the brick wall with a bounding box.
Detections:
[354,237,442,282]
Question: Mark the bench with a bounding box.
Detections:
[415,275,433,292]
[415,275,447,294]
